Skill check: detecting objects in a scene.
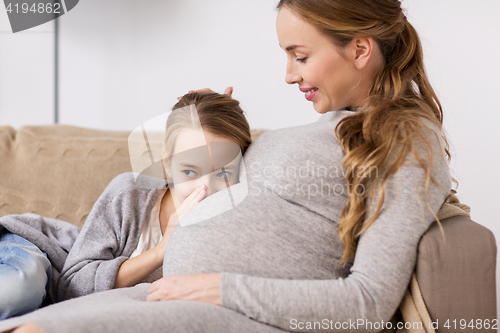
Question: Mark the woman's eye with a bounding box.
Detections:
[296,57,307,63]
[182,170,197,178]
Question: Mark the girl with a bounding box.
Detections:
[0,91,251,322]
[1,0,452,332]
[56,91,252,300]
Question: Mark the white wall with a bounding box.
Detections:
[0,9,54,127]
[57,0,313,131]
[1,0,499,321]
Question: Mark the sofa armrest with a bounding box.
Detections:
[416,215,497,330]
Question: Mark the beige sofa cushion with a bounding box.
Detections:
[0,125,133,227]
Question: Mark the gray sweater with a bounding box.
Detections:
[162,110,451,330]
[57,174,166,301]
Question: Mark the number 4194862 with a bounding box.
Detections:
[6,2,61,14]
[443,319,498,330]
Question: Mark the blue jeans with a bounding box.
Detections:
[0,229,52,320]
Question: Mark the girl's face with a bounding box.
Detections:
[164,128,241,205]
[276,7,367,113]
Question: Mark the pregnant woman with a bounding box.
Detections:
[1,0,452,332]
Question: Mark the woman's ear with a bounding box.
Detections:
[350,37,375,70]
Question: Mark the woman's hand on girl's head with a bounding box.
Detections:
[146,273,222,306]
[177,87,233,100]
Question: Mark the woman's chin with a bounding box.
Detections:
[312,103,330,114]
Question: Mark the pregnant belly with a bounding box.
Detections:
[162,192,349,280]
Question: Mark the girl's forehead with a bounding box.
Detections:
[173,129,237,155]
[173,129,207,154]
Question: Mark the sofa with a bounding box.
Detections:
[0,124,496,332]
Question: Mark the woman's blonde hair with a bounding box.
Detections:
[163,92,252,159]
[277,0,454,265]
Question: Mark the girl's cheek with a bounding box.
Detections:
[174,184,194,203]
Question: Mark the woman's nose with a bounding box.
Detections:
[285,61,301,85]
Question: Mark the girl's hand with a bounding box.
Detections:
[177,87,233,100]
[146,273,222,306]
[154,184,207,259]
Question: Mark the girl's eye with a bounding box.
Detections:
[296,57,307,63]
[216,171,231,178]
[182,170,197,178]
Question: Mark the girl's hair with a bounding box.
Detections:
[277,0,453,265]
[163,92,252,159]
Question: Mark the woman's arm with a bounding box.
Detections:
[218,129,451,331]
[56,173,159,301]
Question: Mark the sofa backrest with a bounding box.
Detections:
[0,125,134,227]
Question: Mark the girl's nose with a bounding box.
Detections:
[198,175,216,197]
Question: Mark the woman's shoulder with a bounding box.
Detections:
[253,109,355,143]
[419,117,444,143]
[411,116,448,162]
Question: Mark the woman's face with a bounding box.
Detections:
[164,128,242,205]
[276,7,366,113]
